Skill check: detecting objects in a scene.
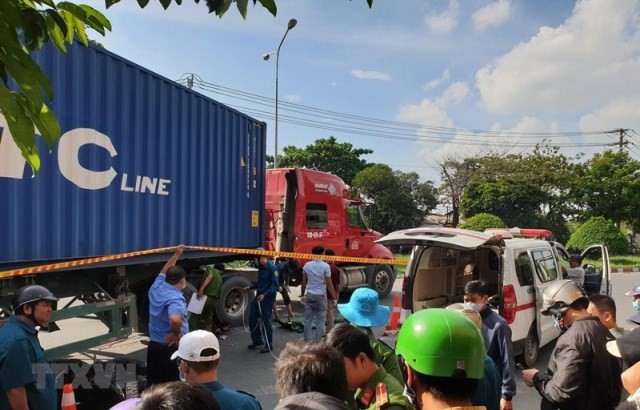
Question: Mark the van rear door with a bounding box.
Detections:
[581,245,611,295]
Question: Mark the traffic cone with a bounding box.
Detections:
[61,383,77,410]
[387,295,401,331]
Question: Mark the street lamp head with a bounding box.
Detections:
[262,53,271,61]
[288,18,297,30]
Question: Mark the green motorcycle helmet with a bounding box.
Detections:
[396,308,485,379]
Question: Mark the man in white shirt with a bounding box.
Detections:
[300,246,337,342]
[566,254,585,285]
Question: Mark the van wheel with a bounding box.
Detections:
[216,276,252,327]
[517,324,539,368]
[367,265,394,298]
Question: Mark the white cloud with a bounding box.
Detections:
[397,99,454,129]
[350,69,392,81]
[579,98,640,131]
[436,82,470,106]
[284,94,302,103]
[476,0,640,118]
[426,0,459,34]
[423,69,451,91]
[473,0,513,32]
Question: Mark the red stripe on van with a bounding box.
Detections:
[515,302,536,311]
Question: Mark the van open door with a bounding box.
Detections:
[581,245,611,296]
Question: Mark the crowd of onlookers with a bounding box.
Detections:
[4,244,640,409]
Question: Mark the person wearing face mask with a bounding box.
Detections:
[395,308,486,410]
[147,245,190,386]
[522,279,622,410]
[625,284,640,326]
[463,280,516,410]
[171,330,261,409]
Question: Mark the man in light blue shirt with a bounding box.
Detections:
[147,245,189,386]
[301,246,337,342]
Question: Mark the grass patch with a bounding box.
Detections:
[394,254,410,275]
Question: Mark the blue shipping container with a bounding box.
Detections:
[0,44,266,266]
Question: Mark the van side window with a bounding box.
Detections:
[531,249,559,283]
[306,203,328,229]
[515,251,535,286]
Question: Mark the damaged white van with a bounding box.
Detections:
[377,226,610,367]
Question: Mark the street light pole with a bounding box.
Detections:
[264,18,297,168]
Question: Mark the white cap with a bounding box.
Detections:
[170,330,220,362]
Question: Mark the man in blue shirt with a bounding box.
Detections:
[245,255,278,353]
[173,330,261,409]
[464,280,516,410]
[147,245,189,386]
[0,285,58,410]
[301,246,338,342]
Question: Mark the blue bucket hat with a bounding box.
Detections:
[337,288,390,327]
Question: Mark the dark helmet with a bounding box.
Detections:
[12,285,58,312]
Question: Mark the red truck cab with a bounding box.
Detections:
[265,168,395,296]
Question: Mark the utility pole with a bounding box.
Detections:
[613,128,630,152]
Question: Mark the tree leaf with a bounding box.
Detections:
[257,0,277,16]
[2,51,44,110]
[38,0,57,7]
[44,9,70,40]
[106,0,122,8]
[236,0,249,19]
[216,0,233,17]
[366,0,373,7]
[136,0,151,7]
[73,17,89,46]
[79,5,112,33]
[28,100,60,149]
[159,0,172,10]
[44,14,67,52]
[0,86,40,174]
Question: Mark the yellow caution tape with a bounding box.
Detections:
[0,245,407,279]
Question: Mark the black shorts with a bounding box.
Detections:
[279,287,291,305]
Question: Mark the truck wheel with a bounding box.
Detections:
[367,265,394,298]
[517,324,539,368]
[216,276,252,327]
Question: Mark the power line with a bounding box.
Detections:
[176,74,629,149]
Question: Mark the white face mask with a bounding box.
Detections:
[464,302,484,312]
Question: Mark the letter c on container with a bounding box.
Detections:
[58,128,117,190]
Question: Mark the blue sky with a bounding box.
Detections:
[83,0,640,182]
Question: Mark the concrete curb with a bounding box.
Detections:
[612,267,640,273]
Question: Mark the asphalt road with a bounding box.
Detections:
[40,272,640,409]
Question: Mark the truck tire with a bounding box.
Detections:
[216,276,252,327]
[367,265,394,298]
[517,323,539,368]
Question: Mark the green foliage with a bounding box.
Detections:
[278,137,373,185]
[351,164,437,233]
[460,213,507,232]
[0,0,111,174]
[566,216,628,255]
[460,179,545,228]
[571,150,640,228]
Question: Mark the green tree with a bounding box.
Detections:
[437,155,482,227]
[1,0,111,174]
[460,213,507,232]
[2,0,374,175]
[277,137,373,185]
[571,150,640,228]
[460,179,545,228]
[352,164,437,233]
[566,216,628,255]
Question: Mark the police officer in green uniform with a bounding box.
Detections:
[327,323,413,410]
[396,309,486,410]
[0,285,59,410]
[189,264,223,332]
[337,288,404,384]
